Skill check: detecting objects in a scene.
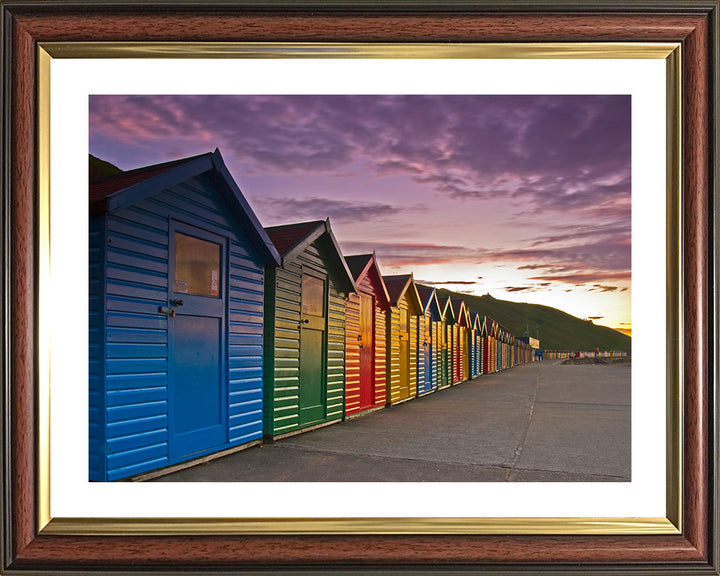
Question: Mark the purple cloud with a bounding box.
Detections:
[90,96,630,220]
[339,241,485,268]
[252,196,401,224]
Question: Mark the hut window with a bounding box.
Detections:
[174,232,221,298]
[302,273,325,317]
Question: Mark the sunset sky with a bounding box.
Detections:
[89,95,631,335]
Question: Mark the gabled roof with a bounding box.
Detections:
[89,149,280,266]
[450,299,470,327]
[470,311,482,331]
[442,296,456,324]
[89,152,211,206]
[483,316,496,337]
[495,322,511,342]
[416,285,442,319]
[344,253,390,311]
[345,254,373,280]
[382,274,423,315]
[479,315,488,336]
[264,221,324,257]
[265,219,356,295]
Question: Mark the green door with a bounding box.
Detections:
[298,272,326,425]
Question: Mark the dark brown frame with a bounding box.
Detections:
[1,1,717,573]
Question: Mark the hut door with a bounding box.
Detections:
[299,272,326,424]
[169,227,226,460]
[358,293,374,408]
[423,316,432,387]
[398,306,410,398]
[463,330,470,379]
[441,325,449,388]
[454,326,462,382]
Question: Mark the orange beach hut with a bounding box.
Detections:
[383,274,423,405]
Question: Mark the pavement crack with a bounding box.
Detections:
[277,442,501,468]
[504,363,543,481]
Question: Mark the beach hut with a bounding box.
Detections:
[438,296,454,390]
[383,274,423,404]
[415,286,443,396]
[88,150,280,481]
[497,324,506,370]
[508,334,515,368]
[344,253,391,417]
[263,219,356,439]
[467,311,476,378]
[450,299,470,384]
[469,312,482,378]
[481,317,490,374]
[477,315,487,376]
[492,319,499,372]
[503,328,511,369]
[482,317,499,374]
[499,329,507,370]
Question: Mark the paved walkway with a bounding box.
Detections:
[151,359,631,482]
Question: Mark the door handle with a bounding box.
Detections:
[158,306,176,318]
[171,299,184,307]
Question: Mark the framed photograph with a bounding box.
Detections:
[1,1,717,574]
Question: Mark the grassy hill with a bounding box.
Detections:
[89,154,122,180]
[431,287,631,353]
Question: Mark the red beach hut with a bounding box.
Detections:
[344,253,391,417]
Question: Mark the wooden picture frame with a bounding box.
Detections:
[1,1,717,573]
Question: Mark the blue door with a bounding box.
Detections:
[169,223,227,460]
[422,316,432,392]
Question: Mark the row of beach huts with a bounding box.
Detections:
[88,149,596,481]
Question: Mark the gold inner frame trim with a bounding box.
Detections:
[43,516,678,536]
[36,41,682,537]
[41,41,679,59]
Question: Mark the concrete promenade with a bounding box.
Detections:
[152,359,631,482]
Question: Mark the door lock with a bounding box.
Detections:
[160,299,185,317]
[159,306,176,318]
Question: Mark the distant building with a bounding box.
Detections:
[517,335,540,349]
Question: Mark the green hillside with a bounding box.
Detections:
[431,287,631,353]
[89,154,122,180]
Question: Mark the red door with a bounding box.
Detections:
[358,292,374,410]
[483,338,490,374]
[454,326,462,383]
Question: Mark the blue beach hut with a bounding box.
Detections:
[415,286,443,396]
[89,149,280,481]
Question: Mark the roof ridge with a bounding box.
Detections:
[89,151,212,184]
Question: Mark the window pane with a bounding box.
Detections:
[174,232,221,298]
[302,274,325,316]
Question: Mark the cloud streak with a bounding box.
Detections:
[529,272,631,285]
[252,196,402,224]
[340,241,486,268]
